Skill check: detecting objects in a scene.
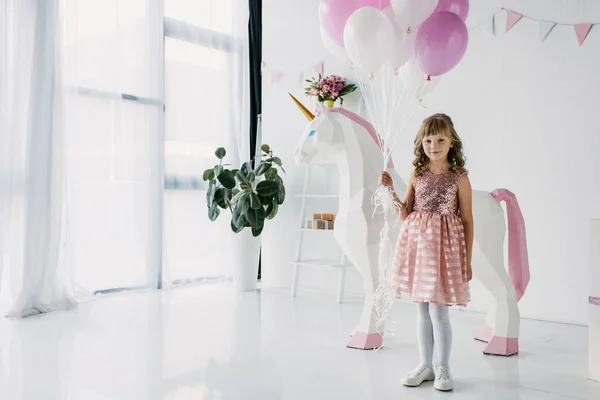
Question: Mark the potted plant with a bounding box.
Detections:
[203,144,285,290]
[304,73,357,108]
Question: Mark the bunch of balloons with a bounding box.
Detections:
[319,0,469,77]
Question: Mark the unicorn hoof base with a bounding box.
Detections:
[474,325,493,343]
[346,331,383,350]
[482,336,519,356]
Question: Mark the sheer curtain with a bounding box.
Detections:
[61,0,163,293]
[162,0,250,286]
[0,0,76,317]
[0,0,249,316]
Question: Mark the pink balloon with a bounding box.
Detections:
[433,0,469,21]
[320,0,391,46]
[415,11,468,76]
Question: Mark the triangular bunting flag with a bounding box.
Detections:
[269,70,283,85]
[297,72,306,89]
[481,14,495,35]
[312,61,324,75]
[538,20,556,42]
[574,24,593,46]
[505,10,522,32]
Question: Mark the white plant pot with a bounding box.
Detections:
[590,219,600,382]
[232,228,261,291]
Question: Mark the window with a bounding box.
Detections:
[163,0,242,285]
[57,0,244,293]
[62,0,163,293]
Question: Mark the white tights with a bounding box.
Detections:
[416,302,452,367]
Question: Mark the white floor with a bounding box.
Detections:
[0,282,598,400]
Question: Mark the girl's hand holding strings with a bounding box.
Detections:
[379,171,393,188]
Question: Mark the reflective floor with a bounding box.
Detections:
[0,282,598,399]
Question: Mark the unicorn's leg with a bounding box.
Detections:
[474,232,520,356]
[347,242,383,350]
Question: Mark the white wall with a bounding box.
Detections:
[261,0,600,325]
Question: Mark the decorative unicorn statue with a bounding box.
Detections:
[291,96,530,356]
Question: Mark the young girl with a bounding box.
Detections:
[379,113,473,392]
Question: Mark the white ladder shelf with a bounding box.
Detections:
[290,165,348,303]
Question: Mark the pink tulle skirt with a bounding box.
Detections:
[389,211,471,307]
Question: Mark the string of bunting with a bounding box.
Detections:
[473,8,595,46]
[264,61,324,87]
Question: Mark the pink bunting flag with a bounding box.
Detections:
[312,61,324,75]
[505,10,522,33]
[574,24,593,46]
[270,70,283,85]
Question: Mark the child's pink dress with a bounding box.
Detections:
[390,171,470,306]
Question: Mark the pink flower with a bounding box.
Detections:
[309,88,318,96]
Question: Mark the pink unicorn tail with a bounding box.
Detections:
[491,189,530,302]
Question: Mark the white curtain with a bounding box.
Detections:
[1,0,250,315]
[61,0,164,293]
[162,0,250,286]
[0,0,76,317]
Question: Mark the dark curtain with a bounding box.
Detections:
[248,0,262,279]
[248,0,261,161]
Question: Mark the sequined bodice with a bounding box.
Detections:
[413,171,462,215]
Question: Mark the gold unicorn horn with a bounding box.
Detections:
[288,93,315,121]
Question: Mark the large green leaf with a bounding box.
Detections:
[208,203,220,221]
[257,206,267,223]
[217,169,236,189]
[255,161,272,176]
[266,157,284,172]
[215,147,226,159]
[256,180,279,197]
[213,165,223,177]
[258,194,271,206]
[231,219,245,233]
[236,170,251,187]
[231,189,244,205]
[240,161,252,175]
[214,188,228,209]
[267,200,279,220]
[246,208,258,228]
[238,191,251,215]
[274,174,285,204]
[235,211,247,229]
[231,207,247,232]
[251,224,263,237]
[202,169,215,181]
[206,181,215,207]
[249,192,262,210]
[248,208,266,235]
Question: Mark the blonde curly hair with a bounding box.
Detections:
[412,113,466,178]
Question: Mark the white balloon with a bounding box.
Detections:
[391,26,417,69]
[391,0,438,29]
[343,7,394,73]
[320,27,352,66]
[399,57,425,87]
[382,5,416,69]
[399,57,440,104]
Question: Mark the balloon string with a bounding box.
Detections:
[371,185,402,350]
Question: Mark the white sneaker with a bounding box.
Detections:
[434,365,454,391]
[401,364,435,387]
